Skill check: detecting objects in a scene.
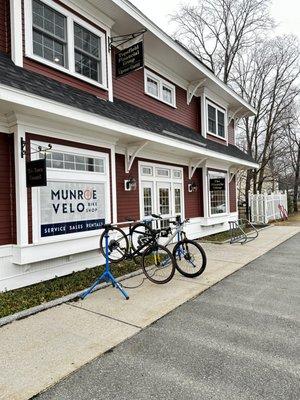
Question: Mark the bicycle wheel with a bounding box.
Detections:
[173,239,206,278]
[100,227,129,263]
[142,243,175,284]
[131,222,155,254]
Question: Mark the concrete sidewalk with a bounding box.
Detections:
[0,225,299,400]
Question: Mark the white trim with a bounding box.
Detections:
[110,145,117,223]
[11,124,29,245]
[206,99,228,142]
[138,161,184,220]
[144,69,176,108]
[0,84,259,169]
[24,0,108,90]
[111,0,257,116]
[59,0,115,30]
[144,54,188,90]
[10,0,23,67]
[207,170,229,217]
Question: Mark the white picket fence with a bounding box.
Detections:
[249,191,288,224]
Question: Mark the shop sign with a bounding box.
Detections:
[116,41,144,77]
[210,178,225,191]
[39,181,106,237]
[26,159,47,187]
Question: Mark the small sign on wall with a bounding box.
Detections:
[26,159,47,187]
[210,178,225,191]
[116,41,144,77]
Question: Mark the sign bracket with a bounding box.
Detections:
[109,29,147,51]
[21,138,52,159]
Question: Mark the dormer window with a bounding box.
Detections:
[26,0,107,89]
[144,69,176,107]
[207,100,226,140]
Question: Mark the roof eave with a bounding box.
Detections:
[111,0,257,116]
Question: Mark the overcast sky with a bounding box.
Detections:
[130,0,300,39]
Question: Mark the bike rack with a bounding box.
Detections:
[229,218,259,245]
[81,224,129,300]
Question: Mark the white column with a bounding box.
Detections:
[12,124,28,245]
[106,29,114,102]
[110,145,117,223]
[202,163,209,218]
[10,0,23,67]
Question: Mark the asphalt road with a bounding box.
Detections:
[35,233,300,400]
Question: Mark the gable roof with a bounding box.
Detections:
[0,52,256,165]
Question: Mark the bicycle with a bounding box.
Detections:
[150,214,207,278]
[99,219,176,284]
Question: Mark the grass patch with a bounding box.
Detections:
[0,259,140,319]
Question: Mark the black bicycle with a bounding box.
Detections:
[99,219,176,284]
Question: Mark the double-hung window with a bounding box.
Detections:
[27,0,107,88]
[207,101,226,139]
[144,69,176,107]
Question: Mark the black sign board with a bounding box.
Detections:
[26,158,47,187]
[210,178,225,191]
[116,41,144,77]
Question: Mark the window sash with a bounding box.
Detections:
[207,101,226,139]
[208,174,227,215]
[144,70,176,107]
[28,0,106,87]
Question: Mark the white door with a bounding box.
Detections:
[141,181,154,218]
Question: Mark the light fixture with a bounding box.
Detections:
[124,177,137,191]
[188,182,198,193]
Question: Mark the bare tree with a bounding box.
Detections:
[171,0,274,83]
[234,36,300,198]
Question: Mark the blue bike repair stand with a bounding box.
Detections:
[81,225,129,300]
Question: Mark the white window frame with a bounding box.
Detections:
[31,141,111,245]
[139,161,184,220]
[144,69,176,108]
[206,99,227,141]
[207,171,228,217]
[24,0,108,90]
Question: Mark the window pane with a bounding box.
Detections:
[162,85,172,104]
[156,168,170,177]
[32,0,66,40]
[74,23,100,59]
[208,104,216,134]
[174,188,181,214]
[143,187,152,216]
[147,77,159,97]
[218,110,225,137]
[75,50,100,82]
[159,188,170,215]
[33,29,65,66]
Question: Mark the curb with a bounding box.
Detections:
[0,268,144,328]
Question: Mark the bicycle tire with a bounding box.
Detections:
[173,239,206,278]
[142,243,175,284]
[99,226,129,263]
[131,222,155,254]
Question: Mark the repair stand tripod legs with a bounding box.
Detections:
[81,227,129,300]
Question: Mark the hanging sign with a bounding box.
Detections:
[39,181,106,237]
[26,159,47,187]
[116,41,144,77]
[210,178,225,191]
